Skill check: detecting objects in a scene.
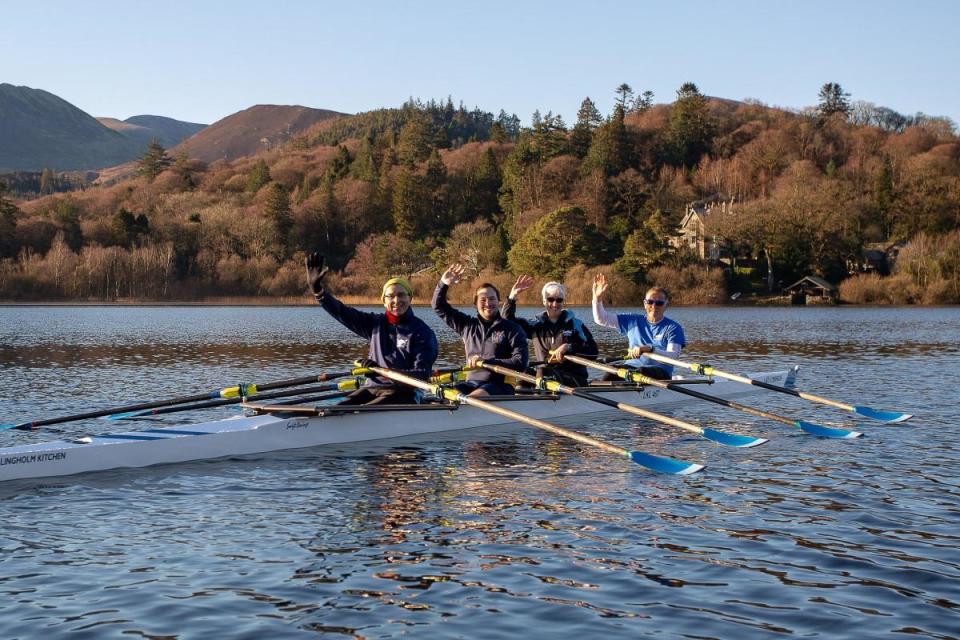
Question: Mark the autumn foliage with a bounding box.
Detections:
[1,89,957,303]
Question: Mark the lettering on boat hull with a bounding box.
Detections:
[1,452,67,466]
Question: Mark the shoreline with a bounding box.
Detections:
[0,297,952,307]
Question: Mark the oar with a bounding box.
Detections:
[566,356,862,439]
[106,379,363,420]
[478,362,766,448]
[643,352,911,423]
[368,366,704,475]
[1,368,366,431]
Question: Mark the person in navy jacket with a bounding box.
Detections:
[432,263,528,397]
[501,275,599,386]
[306,253,438,405]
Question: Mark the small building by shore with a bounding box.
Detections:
[783,275,838,305]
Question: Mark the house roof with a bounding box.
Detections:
[783,275,837,293]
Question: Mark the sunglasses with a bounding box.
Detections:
[546,297,564,303]
[644,299,666,306]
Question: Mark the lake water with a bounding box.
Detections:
[0,304,958,639]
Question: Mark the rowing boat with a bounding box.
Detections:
[0,368,796,482]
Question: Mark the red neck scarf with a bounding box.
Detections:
[386,311,401,325]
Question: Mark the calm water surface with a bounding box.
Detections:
[0,305,958,639]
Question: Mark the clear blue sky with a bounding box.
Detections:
[3,0,958,127]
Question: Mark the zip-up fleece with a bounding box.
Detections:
[318,292,438,385]
[501,299,598,382]
[432,282,528,384]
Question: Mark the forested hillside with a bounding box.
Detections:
[1,84,957,304]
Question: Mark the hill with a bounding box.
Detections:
[0,84,206,172]
[0,83,136,171]
[173,104,346,162]
[99,114,206,150]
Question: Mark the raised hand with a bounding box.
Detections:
[306,252,330,295]
[441,263,465,286]
[592,273,609,301]
[509,274,534,299]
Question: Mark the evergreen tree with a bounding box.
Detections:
[583,104,630,177]
[246,159,272,193]
[351,134,380,182]
[818,82,852,118]
[669,82,713,167]
[531,111,568,160]
[507,206,600,278]
[615,83,635,112]
[614,210,674,281]
[874,156,895,238]
[570,97,603,158]
[138,139,172,180]
[633,90,654,113]
[0,182,20,259]
[264,182,293,258]
[52,199,84,252]
[392,167,428,239]
[467,147,502,221]
[396,116,432,166]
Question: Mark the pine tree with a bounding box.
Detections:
[633,90,654,113]
[570,97,602,158]
[0,182,20,259]
[264,183,293,258]
[138,139,172,180]
[246,159,272,193]
[583,104,630,177]
[669,82,713,167]
[818,82,852,118]
[615,84,635,112]
[396,117,432,166]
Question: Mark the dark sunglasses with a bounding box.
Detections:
[644,299,666,306]
[545,297,564,303]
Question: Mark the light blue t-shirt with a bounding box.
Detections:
[616,314,686,375]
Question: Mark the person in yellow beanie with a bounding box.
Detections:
[306,253,438,405]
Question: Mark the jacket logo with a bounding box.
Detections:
[488,331,504,343]
[396,337,409,349]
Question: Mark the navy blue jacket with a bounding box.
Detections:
[501,299,598,383]
[432,282,528,384]
[318,292,438,384]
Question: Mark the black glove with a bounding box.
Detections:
[355,358,377,370]
[305,252,329,296]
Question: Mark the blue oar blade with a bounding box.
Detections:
[105,410,146,420]
[702,427,768,448]
[629,451,705,475]
[854,405,912,423]
[796,420,862,439]
[0,424,16,430]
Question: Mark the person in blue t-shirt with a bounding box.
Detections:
[591,273,685,380]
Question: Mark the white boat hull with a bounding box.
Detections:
[0,369,795,482]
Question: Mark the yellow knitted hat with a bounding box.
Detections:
[381,277,413,300]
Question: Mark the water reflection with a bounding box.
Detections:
[2,305,960,638]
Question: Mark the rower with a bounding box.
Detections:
[432,263,528,397]
[591,274,686,381]
[306,253,439,405]
[501,275,599,387]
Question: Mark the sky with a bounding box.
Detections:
[3,0,958,128]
